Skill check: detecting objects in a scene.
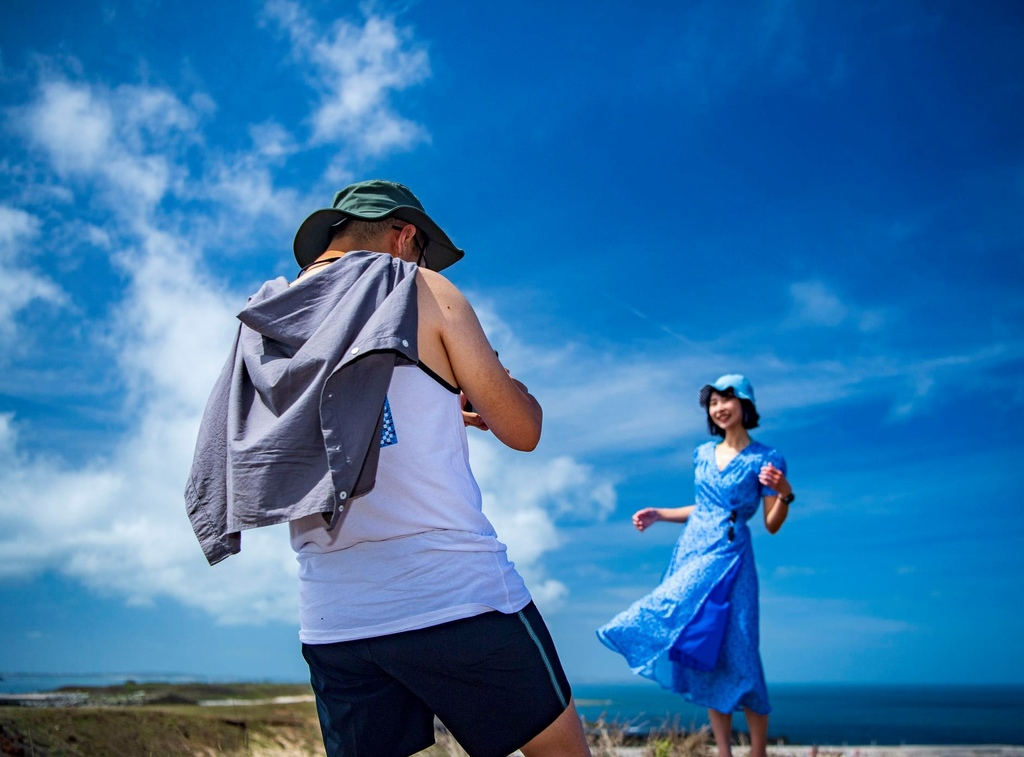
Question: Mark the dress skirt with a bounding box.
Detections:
[597,440,785,715]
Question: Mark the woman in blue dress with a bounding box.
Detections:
[597,374,794,757]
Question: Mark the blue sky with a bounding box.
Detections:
[1,0,1022,689]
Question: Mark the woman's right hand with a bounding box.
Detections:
[632,508,662,532]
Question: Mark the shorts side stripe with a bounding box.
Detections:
[516,610,568,710]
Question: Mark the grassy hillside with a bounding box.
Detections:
[0,682,324,756]
[0,681,712,756]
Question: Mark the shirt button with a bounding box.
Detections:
[401,339,409,347]
[327,393,333,399]
[350,347,359,355]
[338,505,345,512]
[338,491,347,500]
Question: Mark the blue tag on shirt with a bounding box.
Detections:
[380,396,398,447]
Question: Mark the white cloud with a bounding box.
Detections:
[23,80,114,173]
[0,204,41,249]
[773,565,817,578]
[9,4,435,245]
[249,121,298,159]
[786,279,886,332]
[664,0,841,108]
[2,2,1014,636]
[263,1,430,156]
[788,280,848,327]
[198,155,307,229]
[13,75,309,241]
[471,296,719,456]
[472,288,1023,462]
[0,26,597,625]
[0,414,17,455]
[888,373,935,420]
[662,4,943,108]
[0,235,302,622]
[16,79,198,214]
[0,242,619,622]
[0,204,67,339]
[0,222,1016,627]
[468,434,619,610]
[768,594,916,635]
[760,594,917,681]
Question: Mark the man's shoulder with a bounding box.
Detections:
[414,266,469,310]
[414,266,454,291]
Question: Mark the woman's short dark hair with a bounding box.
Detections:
[701,387,760,437]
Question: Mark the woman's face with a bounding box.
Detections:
[708,392,744,432]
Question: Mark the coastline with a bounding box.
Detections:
[573,683,1024,748]
[2,681,1023,755]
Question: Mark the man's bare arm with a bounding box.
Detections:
[417,269,542,451]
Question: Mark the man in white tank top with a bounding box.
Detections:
[284,181,591,757]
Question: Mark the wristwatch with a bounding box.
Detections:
[779,491,795,505]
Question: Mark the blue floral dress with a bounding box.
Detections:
[597,440,786,714]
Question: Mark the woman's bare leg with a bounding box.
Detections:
[708,708,733,757]
[520,699,591,757]
[744,709,768,757]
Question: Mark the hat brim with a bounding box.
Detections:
[699,383,754,407]
[293,205,465,272]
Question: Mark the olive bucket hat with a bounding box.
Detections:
[292,179,465,272]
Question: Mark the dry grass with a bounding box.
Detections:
[640,722,712,757]
[0,701,325,757]
[415,716,711,757]
[1,689,714,757]
[590,716,712,757]
[590,716,631,756]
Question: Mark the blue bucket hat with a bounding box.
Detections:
[699,374,756,407]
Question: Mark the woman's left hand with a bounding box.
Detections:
[759,463,791,498]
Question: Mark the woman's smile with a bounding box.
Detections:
[709,394,743,430]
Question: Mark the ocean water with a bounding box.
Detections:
[0,672,213,695]
[573,683,1024,745]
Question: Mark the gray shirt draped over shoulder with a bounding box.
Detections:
[185,251,419,565]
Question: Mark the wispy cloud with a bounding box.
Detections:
[0,1,1017,638]
[650,3,948,113]
[773,565,817,578]
[661,0,841,106]
[0,204,66,341]
[14,79,198,214]
[0,14,607,626]
[786,280,886,332]
[468,436,619,609]
[262,1,430,160]
[474,279,1022,464]
[760,594,918,681]
[0,249,618,622]
[0,240,297,624]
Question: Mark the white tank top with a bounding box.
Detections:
[290,364,531,643]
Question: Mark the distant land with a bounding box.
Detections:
[3,680,1024,756]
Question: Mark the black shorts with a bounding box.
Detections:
[302,602,572,757]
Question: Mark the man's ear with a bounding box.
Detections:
[395,224,417,258]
